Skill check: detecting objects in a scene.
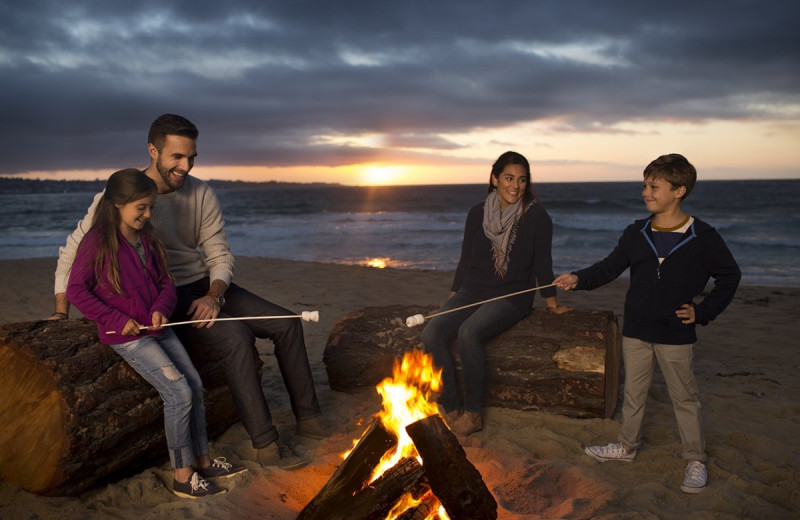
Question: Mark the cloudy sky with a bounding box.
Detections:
[1,0,798,185]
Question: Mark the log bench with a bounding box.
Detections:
[323,305,621,419]
[0,319,240,496]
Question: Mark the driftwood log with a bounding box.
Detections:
[0,319,240,496]
[324,305,621,418]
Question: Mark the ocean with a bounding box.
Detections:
[1,179,798,287]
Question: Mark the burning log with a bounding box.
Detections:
[324,305,621,418]
[297,420,398,520]
[406,414,497,520]
[300,415,497,520]
[0,319,239,496]
[297,419,429,520]
[301,350,498,520]
[345,457,427,520]
[395,492,440,520]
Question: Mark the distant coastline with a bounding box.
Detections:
[2,176,797,195]
[0,177,341,194]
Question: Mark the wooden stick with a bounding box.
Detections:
[405,283,557,327]
[105,310,319,334]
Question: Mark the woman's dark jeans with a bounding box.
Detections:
[422,289,529,413]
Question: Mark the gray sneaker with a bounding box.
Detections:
[584,442,637,462]
[256,441,311,470]
[680,461,708,494]
[172,472,226,499]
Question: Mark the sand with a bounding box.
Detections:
[1,256,798,519]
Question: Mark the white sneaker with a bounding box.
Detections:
[584,442,637,462]
[680,461,708,494]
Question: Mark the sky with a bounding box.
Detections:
[1,0,798,186]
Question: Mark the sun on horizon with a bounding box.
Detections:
[358,164,409,185]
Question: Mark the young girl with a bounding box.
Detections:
[66,169,244,498]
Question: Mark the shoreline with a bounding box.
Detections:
[1,256,799,519]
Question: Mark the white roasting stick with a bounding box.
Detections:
[405,284,557,327]
[106,311,320,334]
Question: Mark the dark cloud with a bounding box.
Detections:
[0,0,798,174]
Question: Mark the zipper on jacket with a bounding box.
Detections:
[640,218,697,281]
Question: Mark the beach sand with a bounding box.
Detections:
[1,257,798,519]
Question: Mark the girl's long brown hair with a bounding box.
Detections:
[90,169,169,295]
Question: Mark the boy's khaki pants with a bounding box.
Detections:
[618,336,707,462]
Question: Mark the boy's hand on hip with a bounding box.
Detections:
[676,303,696,324]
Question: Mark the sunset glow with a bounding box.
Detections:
[358,164,408,186]
[14,116,798,187]
[1,2,797,187]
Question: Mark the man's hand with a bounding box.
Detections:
[186,295,220,328]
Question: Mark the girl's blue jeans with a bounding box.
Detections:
[421,290,529,414]
[110,329,208,469]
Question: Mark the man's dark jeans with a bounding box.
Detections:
[173,278,320,449]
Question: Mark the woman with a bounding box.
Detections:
[422,151,565,437]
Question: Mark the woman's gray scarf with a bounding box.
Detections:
[482,191,529,277]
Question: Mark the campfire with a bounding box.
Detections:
[298,349,497,520]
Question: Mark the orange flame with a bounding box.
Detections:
[371,349,450,520]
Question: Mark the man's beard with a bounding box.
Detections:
[156,158,186,193]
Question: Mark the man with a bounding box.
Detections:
[52,114,325,469]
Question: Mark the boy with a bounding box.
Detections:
[554,153,740,494]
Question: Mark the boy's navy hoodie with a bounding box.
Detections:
[574,216,741,345]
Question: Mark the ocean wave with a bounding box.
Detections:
[551,213,637,232]
[3,180,799,286]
